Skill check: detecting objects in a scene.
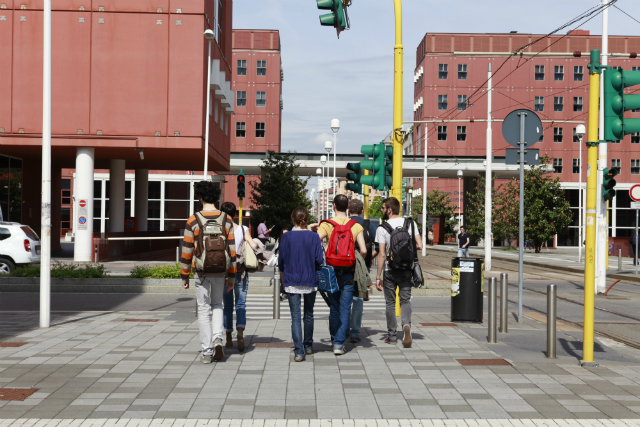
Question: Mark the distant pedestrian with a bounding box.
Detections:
[219,202,259,353]
[181,181,236,364]
[428,229,434,246]
[347,198,378,343]
[631,229,638,266]
[278,207,324,362]
[375,197,423,347]
[316,194,367,355]
[458,226,470,258]
[257,217,273,245]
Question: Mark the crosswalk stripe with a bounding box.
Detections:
[234,295,386,319]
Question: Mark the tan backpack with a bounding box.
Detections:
[194,212,231,274]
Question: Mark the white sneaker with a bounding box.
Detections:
[201,351,213,364]
[213,338,224,362]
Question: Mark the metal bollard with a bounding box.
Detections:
[488,277,497,343]
[547,284,557,359]
[619,249,622,271]
[176,247,179,263]
[500,273,508,333]
[94,245,98,263]
[273,267,281,320]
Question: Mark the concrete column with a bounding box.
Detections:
[134,169,149,232]
[74,148,94,262]
[109,159,126,232]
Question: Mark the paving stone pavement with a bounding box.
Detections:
[1,310,640,420]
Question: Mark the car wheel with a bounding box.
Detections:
[0,258,15,274]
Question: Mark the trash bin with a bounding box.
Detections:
[451,257,484,323]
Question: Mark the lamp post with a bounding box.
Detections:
[576,124,586,262]
[316,168,322,221]
[325,141,332,214]
[331,119,340,196]
[457,170,463,232]
[320,155,327,220]
[203,29,215,180]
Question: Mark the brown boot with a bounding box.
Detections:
[237,327,245,352]
[226,331,233,348]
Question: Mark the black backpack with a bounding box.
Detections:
[381,218,416,270]
[362,219,373,267]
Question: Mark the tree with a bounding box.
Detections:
[368,196,383,219]
[410,189,457,237]
[464,177,490,243]
[493,180,519,249]
[249,151,312,236]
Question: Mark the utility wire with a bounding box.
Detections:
[613,4,640,25]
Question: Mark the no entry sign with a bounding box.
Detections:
[79,199,87,208]
[630,185,640,202]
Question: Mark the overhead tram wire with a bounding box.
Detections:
[613,4,640,26]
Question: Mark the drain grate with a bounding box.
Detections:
[420,323,458,327]
[254,342,293,348]
[457,359,511,366]
[0,388,38,401]
[0,342,28,348]
[123,319,159,322]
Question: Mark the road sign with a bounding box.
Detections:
[502,109,543,148]
[79,199,87,208]
[631,201,640,210]
[78,216,87,231]
[505,148,539,166]
[630,185,640,202]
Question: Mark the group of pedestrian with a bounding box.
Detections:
[181,181,423,364]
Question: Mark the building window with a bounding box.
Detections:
[612,66,623,71]
[611,159,621,170]
[553,158,563,173]
[236,122,246,138]
[632,159,640,175]
[554,96,564,112]
[214,98,219,124]
[237,60,247,76]
[554,65,564,81]
[534,96,544,112]
[573,97,583,112]
[456,126,466,141]
[256,91,266,107]
[457,95,467,111]
[554,127,563,142]
[633,67,640,71]
[535,65,545,81]
[438,95,448,110]
[438,64,448,79]
[573,127,580,143]
[539,131,544,143]
[573,159,580,174]
[237,91,246,107]
[458,64,467,79]
[257,60,266,76]
[574,65,583,81]
[437,126,447,141]
[632,132,640,144]
[256,122,265,138]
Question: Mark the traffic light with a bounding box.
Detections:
[360,143,386,190]
[346,162,362,194]
[237,169,246,199]
[602,167,618,202]
[384,144,393,189]
[316,0,346,34]
[603,67,640,141]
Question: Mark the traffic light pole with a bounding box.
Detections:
[583,49,602,366]
[391,0,403,207]
[364,170,369,220]
[239,199,243,224]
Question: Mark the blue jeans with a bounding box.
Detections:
[287,292,316,357]
[328,273,355,349]
[349,297,363,339]
[223,272,248,332]
[457,248,469,258]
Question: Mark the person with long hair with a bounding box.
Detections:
[278,207,324,362]
[219,202,259,352]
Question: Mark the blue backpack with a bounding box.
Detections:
[317,261,339,294]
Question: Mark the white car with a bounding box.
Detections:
[0,222,41,273]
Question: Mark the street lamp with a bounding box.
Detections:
[457,170,463,232]
[316,168,322,221]
[331,119,340,196]
[320,155,327,220]
[324,142,332,214]
[203,29,215,180]
[576,124,586,262]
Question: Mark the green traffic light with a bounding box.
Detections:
[317,0,346,30]
[603,68,640,141]
[602,167,618,202]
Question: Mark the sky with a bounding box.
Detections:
[232,0,640,191]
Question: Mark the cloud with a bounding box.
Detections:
[314,133,334,145]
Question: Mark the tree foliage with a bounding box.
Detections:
[368,196,383,219]
[493,181,520,248]
[249,151,312,236]
[463,177,490,243]
[409,189,457,237]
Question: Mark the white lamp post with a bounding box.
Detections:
[457,170,463,232]
[331,119,340,196]
[320,156,327,220]
[576,124,586,262]
[203,29,215,180]
[324,142,332,214]
[316,168,322,221]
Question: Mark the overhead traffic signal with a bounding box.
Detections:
[360,143,385,190]
[237,169,246,199]
[384,144,393,189]
[316,0,347,35]
[603,67,640,141]
[602,167,618,202]
[346,162,362,194]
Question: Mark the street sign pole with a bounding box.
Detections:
[518,112,526,323]
[629,185,640,275]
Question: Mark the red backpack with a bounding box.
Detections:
[322,219,357,267]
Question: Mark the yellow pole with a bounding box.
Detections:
[391,0,403,211]
[606,200,609,269]
[364,170,369,220]
[239,199,243,225]
[583,49,602,364]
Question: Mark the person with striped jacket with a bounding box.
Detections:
[181,181,237,363]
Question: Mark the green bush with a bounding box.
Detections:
[129,262,192,279]
[1,262,108,278]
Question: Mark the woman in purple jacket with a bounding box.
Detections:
[278,207,324,362]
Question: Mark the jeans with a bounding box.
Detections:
[195,274,226,353]
[328,272,355,348]
[457,248,469,258]
[348,297,363,339]
[383,270,413,339]
[288,292,316,357]
[223,272,248,332]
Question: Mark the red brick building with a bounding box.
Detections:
[412,31,640,246]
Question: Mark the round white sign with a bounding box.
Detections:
[630,185,640,202]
